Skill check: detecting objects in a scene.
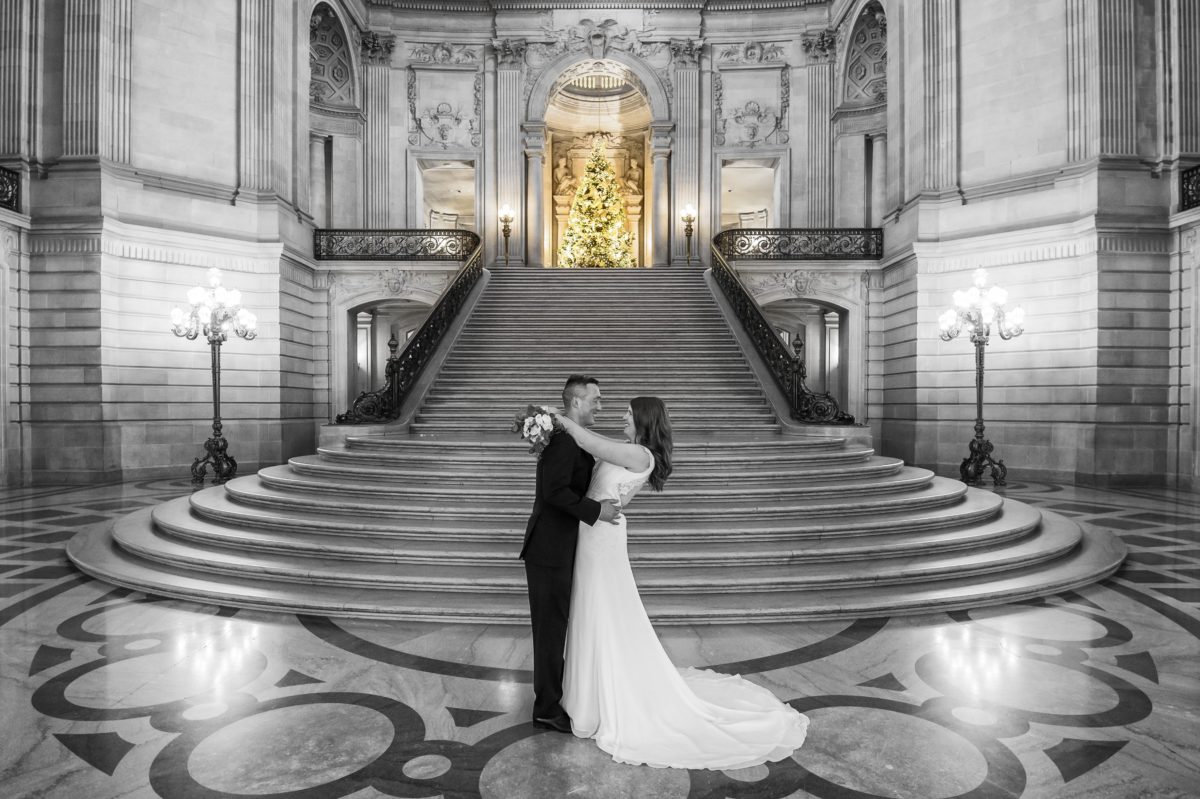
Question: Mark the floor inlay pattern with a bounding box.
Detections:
[1,479,1197,798]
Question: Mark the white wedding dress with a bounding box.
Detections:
[562,447,809,770]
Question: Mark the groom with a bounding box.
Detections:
[520,374,620,732]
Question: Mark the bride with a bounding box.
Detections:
[553,397,808,770]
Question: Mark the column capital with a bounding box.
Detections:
[492,38,527,68]
[669,38,704,68]
[801,29,837,62]
[521,122,546,154]
[360,32,395,66]
[650,122,674,154]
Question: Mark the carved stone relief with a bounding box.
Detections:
[744,270,864,302]
[409,42,481,65]
[326,269,450,303]
[491,38,526,67]
[801,29,838,62]
[520,17,674,107]
[718,41,785,64]
[843,6,886,104]
[714,66,790,148]
[407,67,481,150]
[360,32,395,66]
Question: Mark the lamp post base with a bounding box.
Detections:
[192,432,238,484]
[959,434,1007,487]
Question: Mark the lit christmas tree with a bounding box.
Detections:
[557,142,636,268]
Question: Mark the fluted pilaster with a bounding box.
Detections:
[497,66,522,262]
[921,0,958,191]
[361,33,394,227]
[64,0,99,157]
[805,61,833,226]
[99,0,131,163]
[237,0,273,192]
[1098,0,1138,156]
[672,43,700,260]
[1177,0,1200,154]
[0,0,28,155]
[1066,0,1099,161]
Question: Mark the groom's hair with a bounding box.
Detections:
[562,374,599,409]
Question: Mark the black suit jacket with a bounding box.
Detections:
[520,432,602,567]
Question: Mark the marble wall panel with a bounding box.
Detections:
[129,0,238,186]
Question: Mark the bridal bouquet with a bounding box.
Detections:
[511,405,560,456]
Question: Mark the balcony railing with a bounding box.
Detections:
[0,166,18,213]
[334,242,483,424]
[314,228,480,260]
[711,245,855,425]
[1183,164,1200,212]
[714,227,883,260]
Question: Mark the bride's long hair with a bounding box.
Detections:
[631,396,673,492]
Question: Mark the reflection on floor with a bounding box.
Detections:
[0,478,1197,799]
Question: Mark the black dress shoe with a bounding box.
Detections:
[532,713,572,733]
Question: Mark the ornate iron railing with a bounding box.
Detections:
[711,248,855,425]
[0,166,18,212]
[335,245,483,424]
[314,228,480,261]
[1183,164,1200,212]
[714,228,883,260]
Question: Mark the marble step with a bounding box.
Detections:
[419,390,768,405]
[252,463,934,503]
[215,471,955,523]
[67,510,1125,623]
[184,483,997,541]
[314,443,875,469]
[412,409,778,427]
[285,454,904,486]
[113,506,1063,592]
[341,433,848,452]
[143,496,1036,566]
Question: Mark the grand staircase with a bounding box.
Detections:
[68,267,1126,623]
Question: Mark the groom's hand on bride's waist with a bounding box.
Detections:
[598,500,622,523]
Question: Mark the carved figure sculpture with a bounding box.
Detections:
[623,158,642,193]
[554,157,577,195]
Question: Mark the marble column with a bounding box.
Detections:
[1065,0,1099,162]
[237,0,273,193]
[99,0,131,163]
[650,123,673,267]
[1097,0,1142,156]
[670,40,701,263]
[360,33,394,227]
[64,0,99,157]
[799,309,828,393]
[522,123,546,267]
[0,0,24,156]
[921,0,959,193]
[309,135,327,227]
[801,31,836,226]
[494,40,525,265]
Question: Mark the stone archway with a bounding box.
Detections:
[523,50,675,266]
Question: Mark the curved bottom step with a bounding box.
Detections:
[67,512,1126,624]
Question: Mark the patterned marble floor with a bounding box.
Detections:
[0,478,1197,799]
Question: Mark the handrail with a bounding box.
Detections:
[711,246,855,425]
[334,244,483,424]
[1183,164,1200,212]
[314,228,480,261]
[713,227,882,260]
[0,166,18,213]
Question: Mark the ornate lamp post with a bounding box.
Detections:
[171,268,257,484]
[938,268,1025,486]
[498,205,514,267]
[680,204,696,265]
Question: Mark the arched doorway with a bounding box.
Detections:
[525,51,673,266]
[542,63,653,267]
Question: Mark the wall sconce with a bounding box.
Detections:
[680,204,697,265]
[498,205,515,267]
[938,268,1025,486]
